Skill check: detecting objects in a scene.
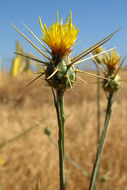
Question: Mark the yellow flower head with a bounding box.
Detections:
[39,11,79,59]
[103,49,120,71]
[93,46,103,54]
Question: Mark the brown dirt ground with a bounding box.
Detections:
[0,71,127,190]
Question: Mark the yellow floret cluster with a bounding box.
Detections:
[103,49,120,71]
[39,11,79,58]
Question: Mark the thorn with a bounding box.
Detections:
[71,29,121,64]
[47,68,59,80]
[14,52,48,65]
[70,48,115,67]
[77,75,88,85]
[25,73,44,87]
[89,53,106,75]
[76,69,109,80]
[66,75,73,89]
[22,23,51,55]
[114,56,126,78]
[11,23,53,63]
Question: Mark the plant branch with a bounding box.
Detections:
[89,93,114,190]
[53,89,66,190]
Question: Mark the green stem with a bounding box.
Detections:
[54,89,66,190]
[97,67,101,145]
[94,67,101,190]
[89,93,114,190]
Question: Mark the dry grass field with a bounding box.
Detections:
[0,71,127,190]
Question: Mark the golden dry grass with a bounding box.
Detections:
[0,71,127,190]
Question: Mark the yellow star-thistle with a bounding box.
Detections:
[39,11,79,59]
[11,12,118,89]
[103,49,120,71]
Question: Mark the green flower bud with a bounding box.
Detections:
[103,74,121,93]
[45,56,76,90]
[44,127,52,136]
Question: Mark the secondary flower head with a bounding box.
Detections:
[102,49,122,94]
[39,11,79,59]
[103,49,120,72]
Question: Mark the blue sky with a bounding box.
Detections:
[1,0,127,69]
